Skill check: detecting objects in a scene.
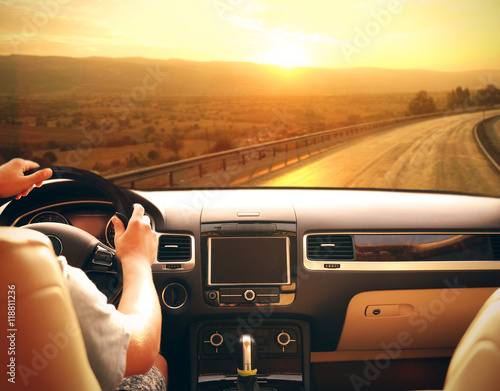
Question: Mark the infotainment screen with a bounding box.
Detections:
[208,237,290,286]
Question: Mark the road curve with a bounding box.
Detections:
[249,110,500,197]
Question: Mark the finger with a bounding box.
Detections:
[21,160,40,171]
[15,186,33,199]
[111,214,125,238]
[24,168,53,186]
[22,187,33,196]
[131,204,145,220]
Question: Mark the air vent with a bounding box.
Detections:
[157,235,192,262]
[307,234,354,260]
[490,235,500,260]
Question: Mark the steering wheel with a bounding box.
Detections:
[21,166,134,305]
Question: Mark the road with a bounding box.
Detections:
[248,111,500,197]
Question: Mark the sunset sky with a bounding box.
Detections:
[0,0,499,71]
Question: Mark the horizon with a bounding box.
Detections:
[1,1,499,72]
[2,53,500,75]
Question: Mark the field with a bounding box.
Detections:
[0,92,448,176]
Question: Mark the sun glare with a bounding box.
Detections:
[259,42,311,69]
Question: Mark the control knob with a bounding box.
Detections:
[276,330,295,352]
[210,332,224,348]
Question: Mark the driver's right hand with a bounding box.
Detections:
[112,204,157,268]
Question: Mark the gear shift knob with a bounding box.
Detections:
[237,334,257,374]
[236,334,260,391]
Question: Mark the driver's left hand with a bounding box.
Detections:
[0,158,53,199]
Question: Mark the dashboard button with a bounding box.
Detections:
[272,329,297,353]
[208,291,217,300]
[277,331,291,346]
[162,283,187,309]
[210,332,224,347]
[244,289,256,301]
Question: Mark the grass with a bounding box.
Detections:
[0,93,448,175]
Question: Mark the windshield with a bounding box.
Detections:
[1,1,499,196]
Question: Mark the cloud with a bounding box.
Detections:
[217,1,341,47]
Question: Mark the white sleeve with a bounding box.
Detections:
[57,256,131,391]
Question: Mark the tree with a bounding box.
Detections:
[143,125,156,142]
[148,149,160,161]
[447,86,471,110]
[35,116,47,127]
[46,140,60,149]
[298,109,325,133]
[32,151,58,167]
[71,113,83,126]
[473,84,500,106]
[408,91,437,116]
[212,135,235,153]
[0,144,21,163]
[163,127,184,160]
[43,151,58,164]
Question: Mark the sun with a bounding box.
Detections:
[259,41,311,69]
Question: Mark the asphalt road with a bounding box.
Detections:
[249,110,500,197]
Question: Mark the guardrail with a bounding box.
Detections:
[475,115,500,172]
[106,107,497,188]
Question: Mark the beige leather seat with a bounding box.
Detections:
[440,287,500,391]
[0,227,100,390]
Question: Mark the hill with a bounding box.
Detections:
[0,55,498,96]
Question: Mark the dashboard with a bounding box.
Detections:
[2,179,500,391]
[13,203,116,246]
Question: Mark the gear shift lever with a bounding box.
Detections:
[236,334,260,391]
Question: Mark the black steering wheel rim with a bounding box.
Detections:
[24,165,134,227]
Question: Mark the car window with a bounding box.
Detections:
[1,0,499,196]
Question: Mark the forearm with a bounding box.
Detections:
[118,259,162,376]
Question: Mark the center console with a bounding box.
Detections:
[191,221,308,390]
[190,319,310,391]
[201,222,297,307]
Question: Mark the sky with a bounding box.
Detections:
[0,0,499,71]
